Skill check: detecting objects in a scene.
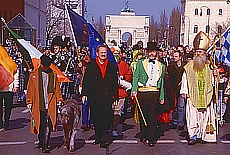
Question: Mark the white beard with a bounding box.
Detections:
[193,55,207,71]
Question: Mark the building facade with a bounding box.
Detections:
[25,0,46,46]
[46,0,83,46]
[180,0,230,46]
[1,0,46,46]
[105,2,149,48]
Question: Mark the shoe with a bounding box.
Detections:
[90,125,94,130]
[35,142,44,150]
[0,128,5,132]
[148,141,155,147]
[92,140,100,145]
[81,124,89,131]
[100,141,110,148]
[35,145,43,150]
[140,138,146,142]
[112,131,118,137]
[142,139,148,146]
[169,123,177,129]
[143,139,154,147]
[196,138,202,143]
[42,148,51,153]
[4,124,9,130]
[178,125,184,130]
[188,139,196,145]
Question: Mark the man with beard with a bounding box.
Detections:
[180,31,217,145]
[131,42,165,147]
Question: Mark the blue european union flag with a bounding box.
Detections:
[87,23,116,64]
[67,6,89,46]
[67,6,116,64]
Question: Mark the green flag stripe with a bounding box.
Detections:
[5,26,20,39]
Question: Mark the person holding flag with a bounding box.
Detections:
[0,44,18,131]
[26,55,63,153]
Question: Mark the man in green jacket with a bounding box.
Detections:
[131,42,165,147]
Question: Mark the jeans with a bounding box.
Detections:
[82,99,93,126]
[177,96,185,126]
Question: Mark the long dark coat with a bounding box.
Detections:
[82,59,118,130]
[167,61,186,109]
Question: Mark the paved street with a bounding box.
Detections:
[0,105,230,155]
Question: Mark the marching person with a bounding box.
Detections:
[168,50,186,130]
[111,47,132,137]
[82,45,118,148]
[26,55,63,152]
[180,31,217,145]
[0,71,19,131]
[224,78,230,122]
[131,42,165,147]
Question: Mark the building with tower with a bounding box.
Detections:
[105,1,149,48]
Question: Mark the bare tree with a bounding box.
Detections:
[211,20,230,36]
[169,7,181,47]
[149,15,158,42]
[159,9,168,46]
[46,0,72,47]
[94,16,105,40]
[46,1,64,46]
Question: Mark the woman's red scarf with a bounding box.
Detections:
[96,57,108,79]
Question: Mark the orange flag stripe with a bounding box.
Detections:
[31,58,70,82]
[0,45,17,76]
[50,64,71,82]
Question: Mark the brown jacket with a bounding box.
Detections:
[26,68,63,134]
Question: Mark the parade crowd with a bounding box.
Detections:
[0,31,230,152]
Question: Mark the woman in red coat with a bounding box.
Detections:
[112,47,132,137]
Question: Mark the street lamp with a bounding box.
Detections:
[200,6,210,37]
[86,14,94,24]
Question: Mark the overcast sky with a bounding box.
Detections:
[85,0,181,22]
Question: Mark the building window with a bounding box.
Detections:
[219,9,223,15]
[207,9,210,15]
[195,8,198,15]
[206,25,210,34]
[194,25,198,33]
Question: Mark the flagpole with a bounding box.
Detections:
[207,26,230,52]
[65,4,78,48]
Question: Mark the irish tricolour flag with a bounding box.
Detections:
[0,45,17,90]
[1,17,70,82]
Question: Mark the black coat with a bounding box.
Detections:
[167,61,186,96]
[82,59,118,129]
